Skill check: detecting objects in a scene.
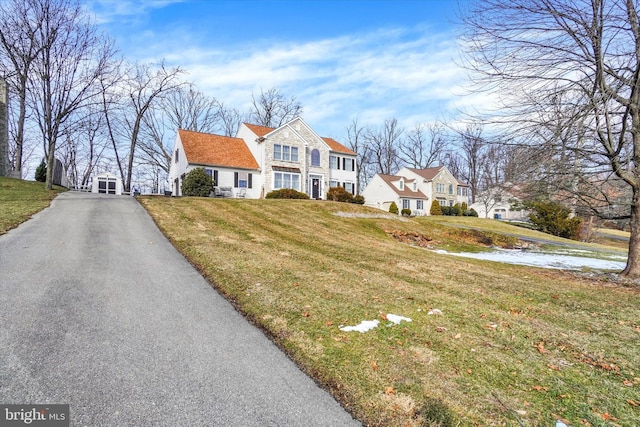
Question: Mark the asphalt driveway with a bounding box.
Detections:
[0,192,359,426]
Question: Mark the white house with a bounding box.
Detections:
[470,188,528,220]
[169,117,358,199]
[362,166,469,215]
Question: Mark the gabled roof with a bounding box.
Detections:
[378,174,427,199]
[322,137,356,155]
[178,129,259,170]
[243,123,274,138]
[242,121,356,155]
[407,166,469,187]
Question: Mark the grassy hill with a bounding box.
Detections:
[0,177,65,235]
[140,196,640,426]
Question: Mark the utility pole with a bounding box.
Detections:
[0,77,9,177]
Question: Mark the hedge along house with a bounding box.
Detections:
[235,117,357,199]
[362,166,469,215]
[169,129,261,197]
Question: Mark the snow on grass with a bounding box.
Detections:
[433,248,626,271]
[339,314,412,333]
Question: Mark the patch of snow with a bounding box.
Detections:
[433,248,626,271]
[334,212,408,221]
[428,309,443,316]
[339,319,380,333]
[386,314,412,324]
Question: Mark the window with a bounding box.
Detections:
[234,172,252,188]
[398,180,404,190]
[449,184,454,195]
[204,169,212,176]
[330,155,339,170]
[174,149,179,163]
[413,183,417,191]
[438,198,447,206]
[343,182,354,194]
[329,180,338,188]
[417,200,424,210]
[449,200,454,207]
[344,158,354,171]
[311,149,320,166]
[402,199,410,209]
[274,172,300,191]
[457,187,468,197]
[274,144,298,162]
[436,183,445,193]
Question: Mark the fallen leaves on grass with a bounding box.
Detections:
[371,361,379,371]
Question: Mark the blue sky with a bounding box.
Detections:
[86,0,472,140]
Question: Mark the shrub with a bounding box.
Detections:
[401,208,411,217]
[452,204,462,216]
[35,160,46,182]
[181,167,214,197]
[529,199,582,240]
[468,208,478,217]
[326,186,354,202]
[461,201,468,211]
[430,199,442,215]
[441,206,452,216]
[265,188,310,199]
[351,194,365,204]
[389,201,399,214]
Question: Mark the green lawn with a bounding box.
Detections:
[0,177,65,235]
[139,197,640,426]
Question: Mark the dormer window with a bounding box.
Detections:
[398,180,404,190]
[413,183,417,191]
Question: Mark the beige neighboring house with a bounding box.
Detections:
[168,117,358,199]
[362,166,469,215]
[470,188,528,220]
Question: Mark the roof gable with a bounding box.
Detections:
[243,123,274,138]
[378,174,427,199]
[322,137,356,155]
[178,129,259,170]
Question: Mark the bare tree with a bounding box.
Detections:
[25,0,116,190]
[216,101,246,136]
[249,87,302,128]
[366,118,403,175]
[115,62,184,192]
[345,118,371,194]
[455,123,489,204]
[460,0,640,276]
[399,123,448,169]
[0,0,44,177]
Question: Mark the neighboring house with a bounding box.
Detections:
[169,129,260,197]
[169,117,358,199]
[470,188,528,220]
[362,166,469,215]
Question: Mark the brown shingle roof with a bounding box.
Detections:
[322,137,357,155]
[407,166,469,186]
[378,174,427,199]
[243,123,274,137]
[179,129,259,170]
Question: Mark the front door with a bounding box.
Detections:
[312,178,320,199]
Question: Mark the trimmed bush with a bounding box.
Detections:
[352,194,365,204]
[461,201,468,211]
[389,201,399,214]
[181,167,214,197]
[265,188,310,199]
[452,204,462,216]
[430,199,442,215]
[468,208,478,217]
[441,206,452,215]
[401,208,411,217]
[327,186,354,202]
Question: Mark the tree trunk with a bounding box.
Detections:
[622,186,640,276]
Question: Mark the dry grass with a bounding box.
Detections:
[140,196,640,426]
[0,177,65,235]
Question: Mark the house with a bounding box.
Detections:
[169,129,260,197]
[361,166,469,215]
[169,117,358,199]
[470,188,528,220]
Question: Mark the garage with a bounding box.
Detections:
[92,172,123,195]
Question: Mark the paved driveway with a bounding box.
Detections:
[0,192,359,426]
